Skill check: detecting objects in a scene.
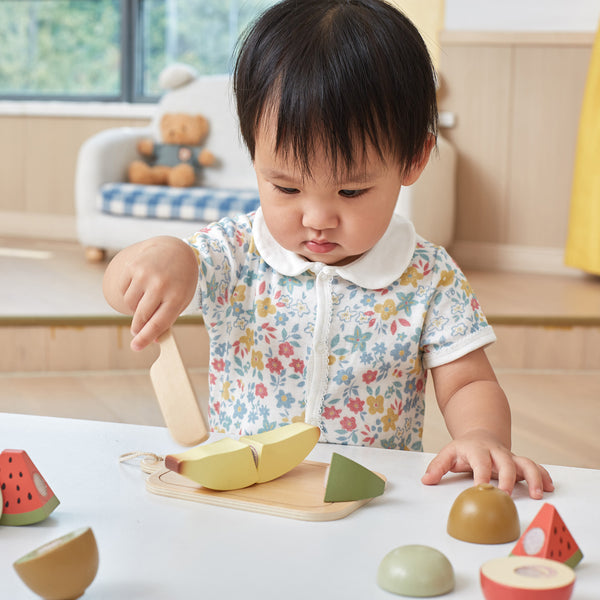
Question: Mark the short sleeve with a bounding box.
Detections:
[420,249,496,369]
[184,214,254,316]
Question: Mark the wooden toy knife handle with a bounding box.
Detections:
[149,329,209,446]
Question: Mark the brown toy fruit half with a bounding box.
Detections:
[13,527,99,600]
[447,483,520,544]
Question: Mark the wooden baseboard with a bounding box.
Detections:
[450,241,584,277]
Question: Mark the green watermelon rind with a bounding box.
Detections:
[565,547,584,569]
[0,494,60,526]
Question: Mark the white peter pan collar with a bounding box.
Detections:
[252,207,417,289]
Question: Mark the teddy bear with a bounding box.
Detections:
[127,63,217,187]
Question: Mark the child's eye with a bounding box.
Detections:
[339,189,366,198]
[274,185,300,195]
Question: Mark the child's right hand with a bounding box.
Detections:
[102,236,199,351]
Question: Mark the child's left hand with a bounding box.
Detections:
[421,430,554,499]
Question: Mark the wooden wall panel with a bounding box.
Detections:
[439,45,513,244]
[439,32,593,252]
[0,116,27,212]
[0,115,149,217]
[507,46,591,247]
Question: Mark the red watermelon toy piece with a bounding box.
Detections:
[511,503,583,568]
[0,450,60,526]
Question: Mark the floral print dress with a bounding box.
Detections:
[186,209,496,451]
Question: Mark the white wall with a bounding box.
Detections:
[445,0,600,31]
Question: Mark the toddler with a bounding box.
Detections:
[104,0,553,499]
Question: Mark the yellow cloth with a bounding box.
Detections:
[565,24,600,275]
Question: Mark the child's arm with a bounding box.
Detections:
[103,236,199,351]
[421,348,554,499]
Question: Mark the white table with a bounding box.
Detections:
[1,414,598,599]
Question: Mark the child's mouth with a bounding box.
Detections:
[304,239,338,254]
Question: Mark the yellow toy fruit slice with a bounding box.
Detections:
[166,438,258,491]
[240,422,321,483]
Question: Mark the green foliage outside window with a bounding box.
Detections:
[0,0,275,101]
[0,0,121,97]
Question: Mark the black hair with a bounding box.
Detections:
[233,0,438,178]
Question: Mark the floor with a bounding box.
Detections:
[1,235,599,470]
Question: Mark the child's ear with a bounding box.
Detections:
[400,134,435,186]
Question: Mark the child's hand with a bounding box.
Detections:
[421,430,554,499]
[103,236,199,351]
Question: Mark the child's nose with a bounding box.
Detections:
[302,201,339,231]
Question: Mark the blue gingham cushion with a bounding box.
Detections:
[99,183,260,222]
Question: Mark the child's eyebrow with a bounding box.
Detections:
[261,168,299,183]
[262,167,381,187]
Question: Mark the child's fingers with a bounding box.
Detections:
[421,447,458,485]
[130,303,177,351]
[422,445,492,485]
[514,456,554,499]
[422,442,554,501]
[130,291,161,337]
[539,464,555,492]
[467,448,495,487]
[490,450,517,496]
[121,276,145,315]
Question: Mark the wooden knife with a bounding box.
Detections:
[149,329,209,446]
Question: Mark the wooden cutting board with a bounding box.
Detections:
[146,460,385,521]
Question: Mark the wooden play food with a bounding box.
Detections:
[324,452,386,502]
[447,483,520,544]
[511,503,583,568]
[0,449,60,526]
[377,545,455,597]
[150,329,209,446]
[13,527,99,600]
[166,422,320,490]
[480,556,575,600]
[239,423,321,483]
[167,437,258,490]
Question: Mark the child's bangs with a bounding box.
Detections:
[234,0,437,178]
[263,77,388,180]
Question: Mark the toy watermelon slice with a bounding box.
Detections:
[0,449,60,526]
[511,503,583,568]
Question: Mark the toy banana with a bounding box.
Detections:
[165,422,320,491]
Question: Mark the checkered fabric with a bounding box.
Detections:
[99,183,260,222]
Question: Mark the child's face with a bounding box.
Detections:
[254,118,423,267]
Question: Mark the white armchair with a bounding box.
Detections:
[75,73,258,260]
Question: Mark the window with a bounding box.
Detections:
[0,0,276,102]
